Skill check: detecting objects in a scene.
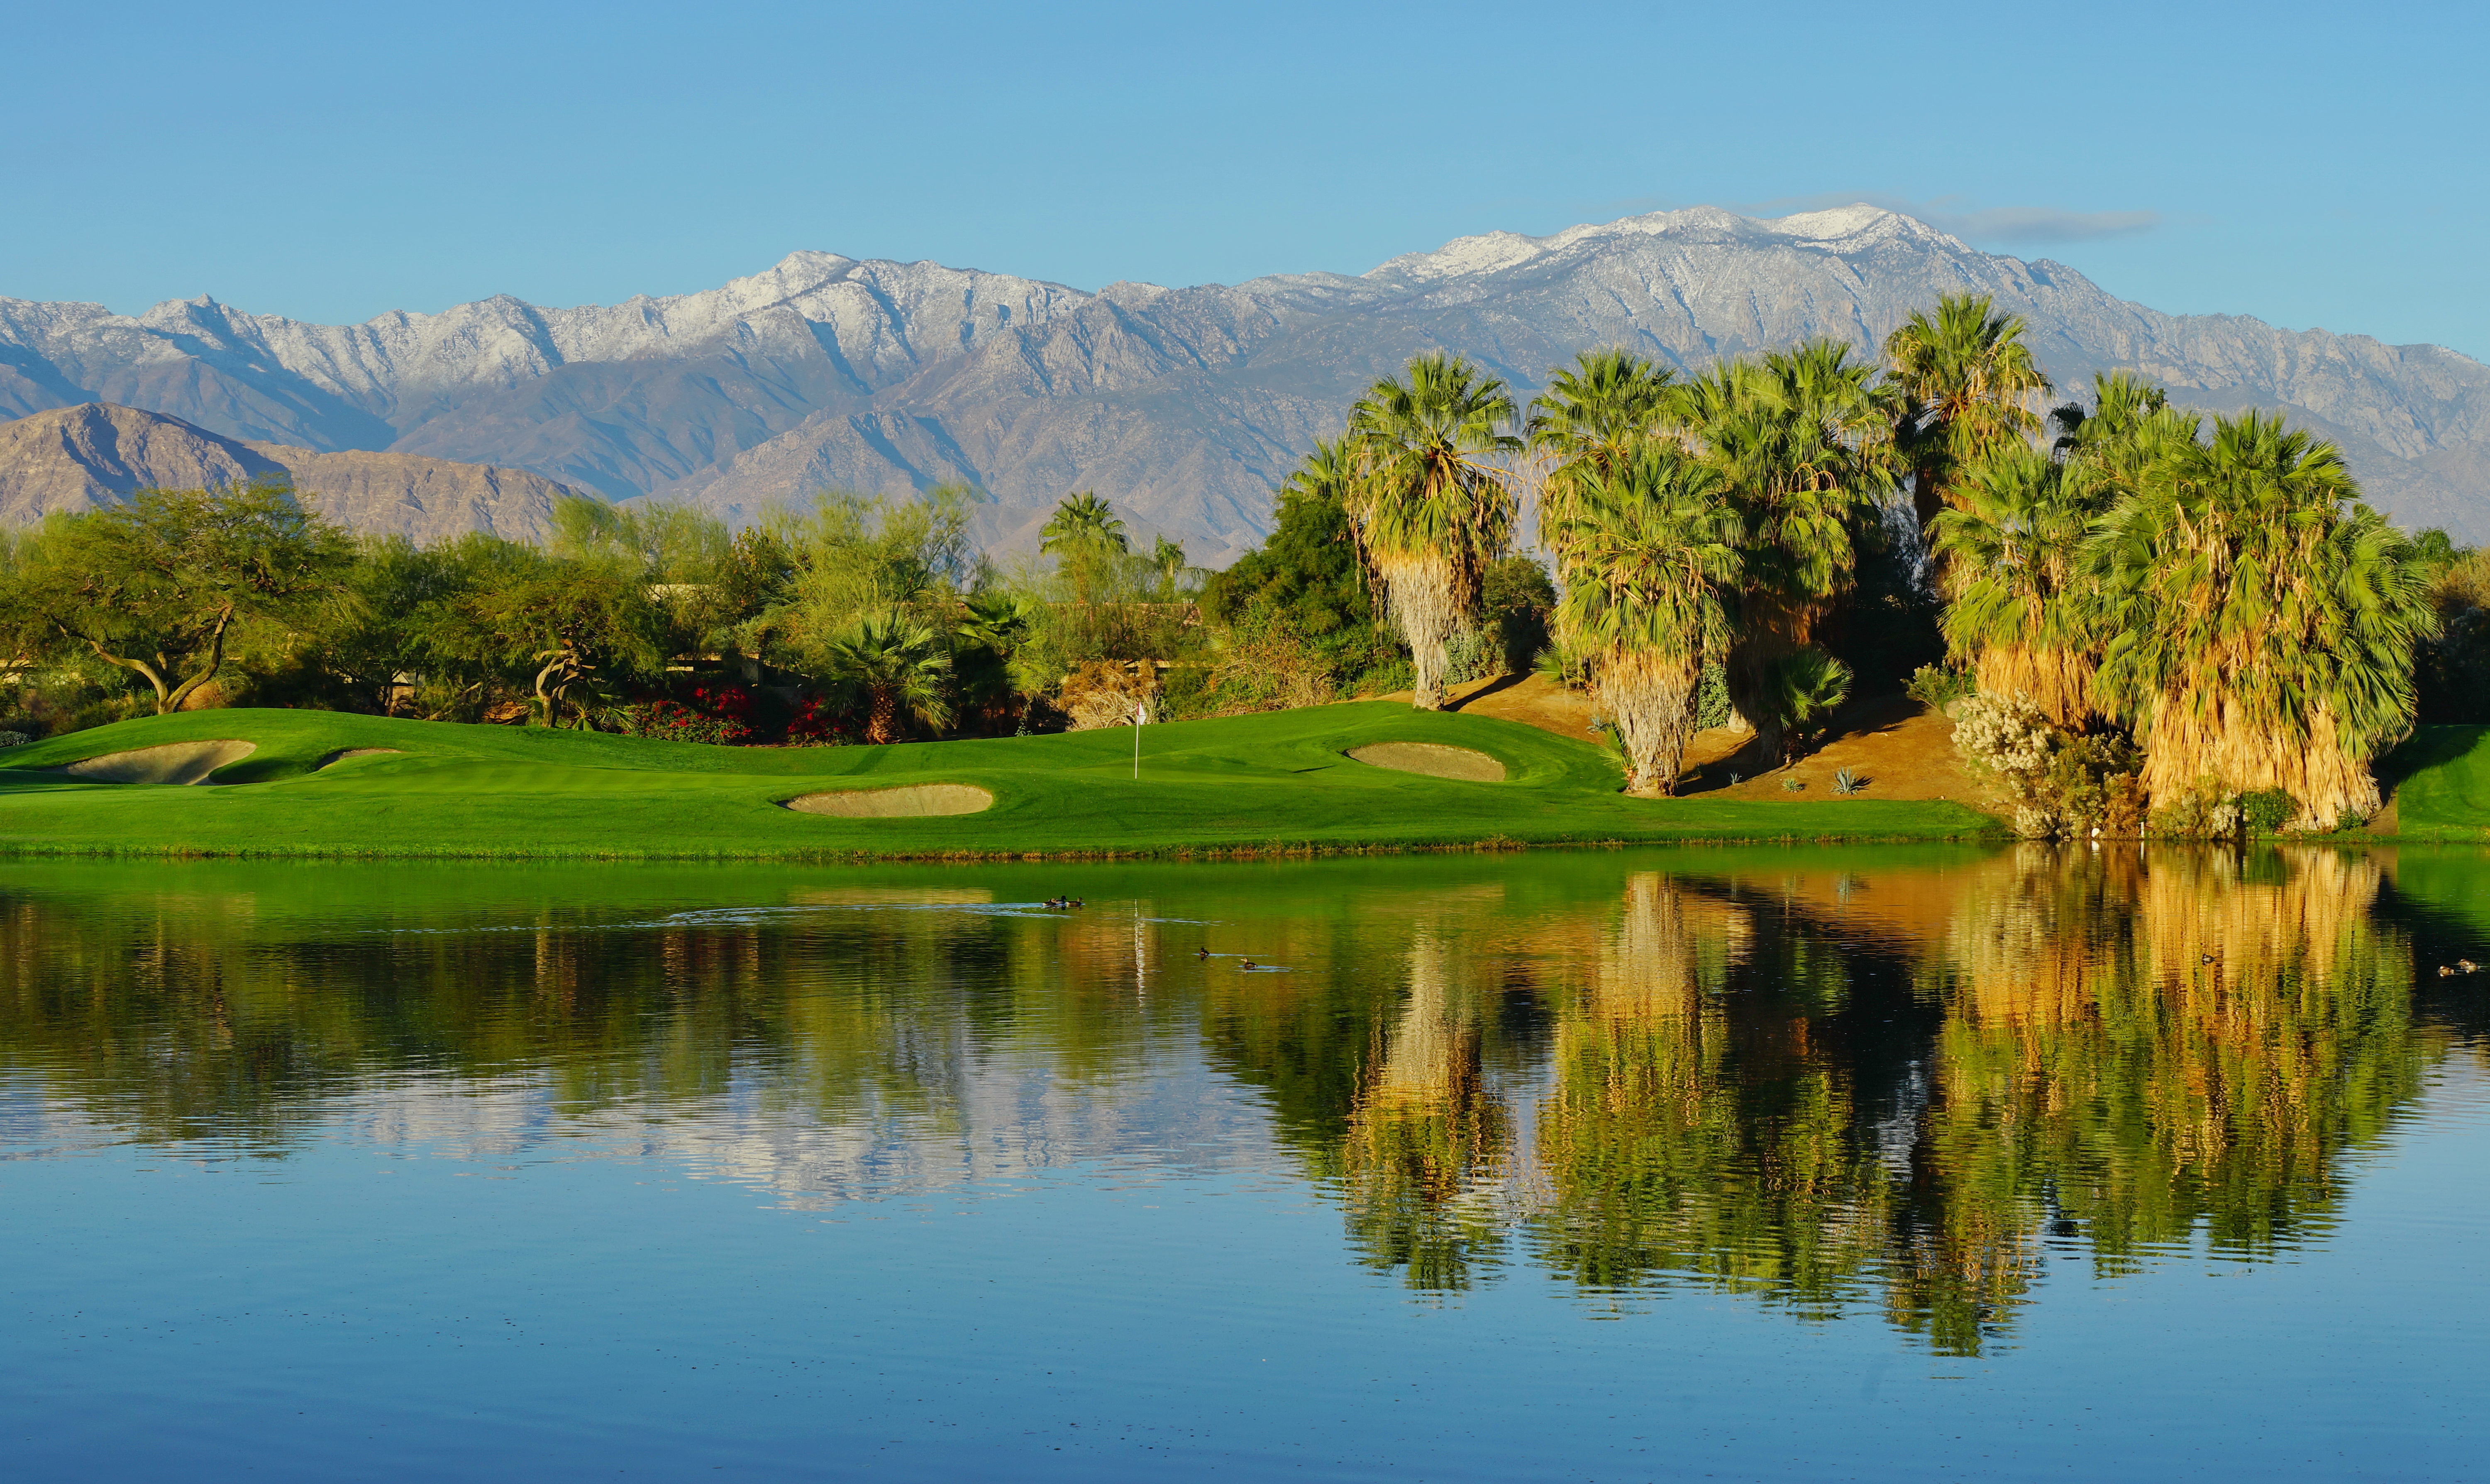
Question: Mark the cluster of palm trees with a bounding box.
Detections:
[1937,378,2432,826]
[1323,294,2436,820]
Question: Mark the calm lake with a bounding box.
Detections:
[5,846,2488,1481]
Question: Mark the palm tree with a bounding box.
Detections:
[1929,444,2112,728]
[1526,349,1680,576]
[1883,294,2053,532]
[1770,646,1853,759]
[2086,410,2437,826]
[1146,535,1198,601]
[2050,370,2203,507]
[1040,491,1128,555]
[1345,353,1522,709]
[1548,443,1743,794]
[820,609,954,744]
[1684,342,1893,764]
[1041,491,1129,606]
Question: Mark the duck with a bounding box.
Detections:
[2461,960,2481,973]
[2200,952,2219,966]
[1240,959,1257,970]
[2440,965,2458,977]
[1196,946,1210,960]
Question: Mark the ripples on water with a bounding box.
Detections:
[4,845,2488,1479]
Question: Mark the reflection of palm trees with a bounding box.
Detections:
[1532,875,1886,1308]
[1341,935,1513,1289]
[0,852,2447,1355]
[1899,846,2426,1348]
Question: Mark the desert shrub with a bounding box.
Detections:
[1907,663,1976,710]
[1694,661,1733,730]
[1172,621,1336,717]
[1157,664,1218,719]
[614,685,759,745]
[2238,788,2299,834]
[1952,695,2055,795]
[1954,695,2144,836]
[1357,657,1414,697]
[1443,625,1500,687]
[2149,777,2243,839]
[1061,661,1158,731]
[2102,775,2147,837]
[1481,556,1555,672]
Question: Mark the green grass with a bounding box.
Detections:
[0,705,2003,860]
[2380,725,2490,841]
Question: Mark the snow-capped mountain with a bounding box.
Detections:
[5,207,2485,556]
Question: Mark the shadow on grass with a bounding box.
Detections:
[2378,725,2488,796]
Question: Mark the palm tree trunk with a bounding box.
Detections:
[1725,638,1787,768]
[1382,561,1459,711]
[1602,653,1699,795]
[867,689,898,745]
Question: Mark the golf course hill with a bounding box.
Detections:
[0,706,2007,860]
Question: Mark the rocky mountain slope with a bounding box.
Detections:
[0,403,568,542]
[4,207,2485,557]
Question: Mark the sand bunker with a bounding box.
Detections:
[63,740,257,785]
[1346,742,1506,782]
[316,748,404,769]
[784,784,994,818]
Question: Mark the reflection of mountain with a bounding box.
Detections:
[0,850,2461,1352]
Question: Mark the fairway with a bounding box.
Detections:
[2384,725,2490,840]
[0,706,2001,859]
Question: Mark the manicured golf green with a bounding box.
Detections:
[2383,725,2490,841]
[0,705,2000,859]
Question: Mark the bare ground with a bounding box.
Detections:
[1366,674,2009,810]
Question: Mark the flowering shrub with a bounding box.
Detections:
[783,695,857,747]
[1952,695,2146,838]
[615,685,757,745]
[1951,695,2054,795]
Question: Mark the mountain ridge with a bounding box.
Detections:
[4,206,2485,557]
[0,403,569,542]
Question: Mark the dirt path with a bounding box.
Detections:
[1366,674,2007,810]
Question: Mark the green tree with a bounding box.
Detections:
[1,482,352,714]
[1145,534,1200,602]
[1685,343,1893,763]
[1201,437,1401,695]
[2086,410,2437,826]
[1929,443,2113,727]
[1548,444,1743,793]
[456,559,669,728]
[1527,348,1680,575]
[1040,491,1130,606]
[306,534,492,714]
[821,610,954,744]
[1345,353,1521,709]
[1882,293,2053,531]
[753,487,982,672]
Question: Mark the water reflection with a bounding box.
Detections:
[0,847,2478,1355]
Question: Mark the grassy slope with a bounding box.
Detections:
[0,706,1999,859]
[2381,725,2490,841]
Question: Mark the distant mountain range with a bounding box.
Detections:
[0,403,566,543]
[5,205,2486,556]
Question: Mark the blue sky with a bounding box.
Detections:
[10,0,2484,358]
